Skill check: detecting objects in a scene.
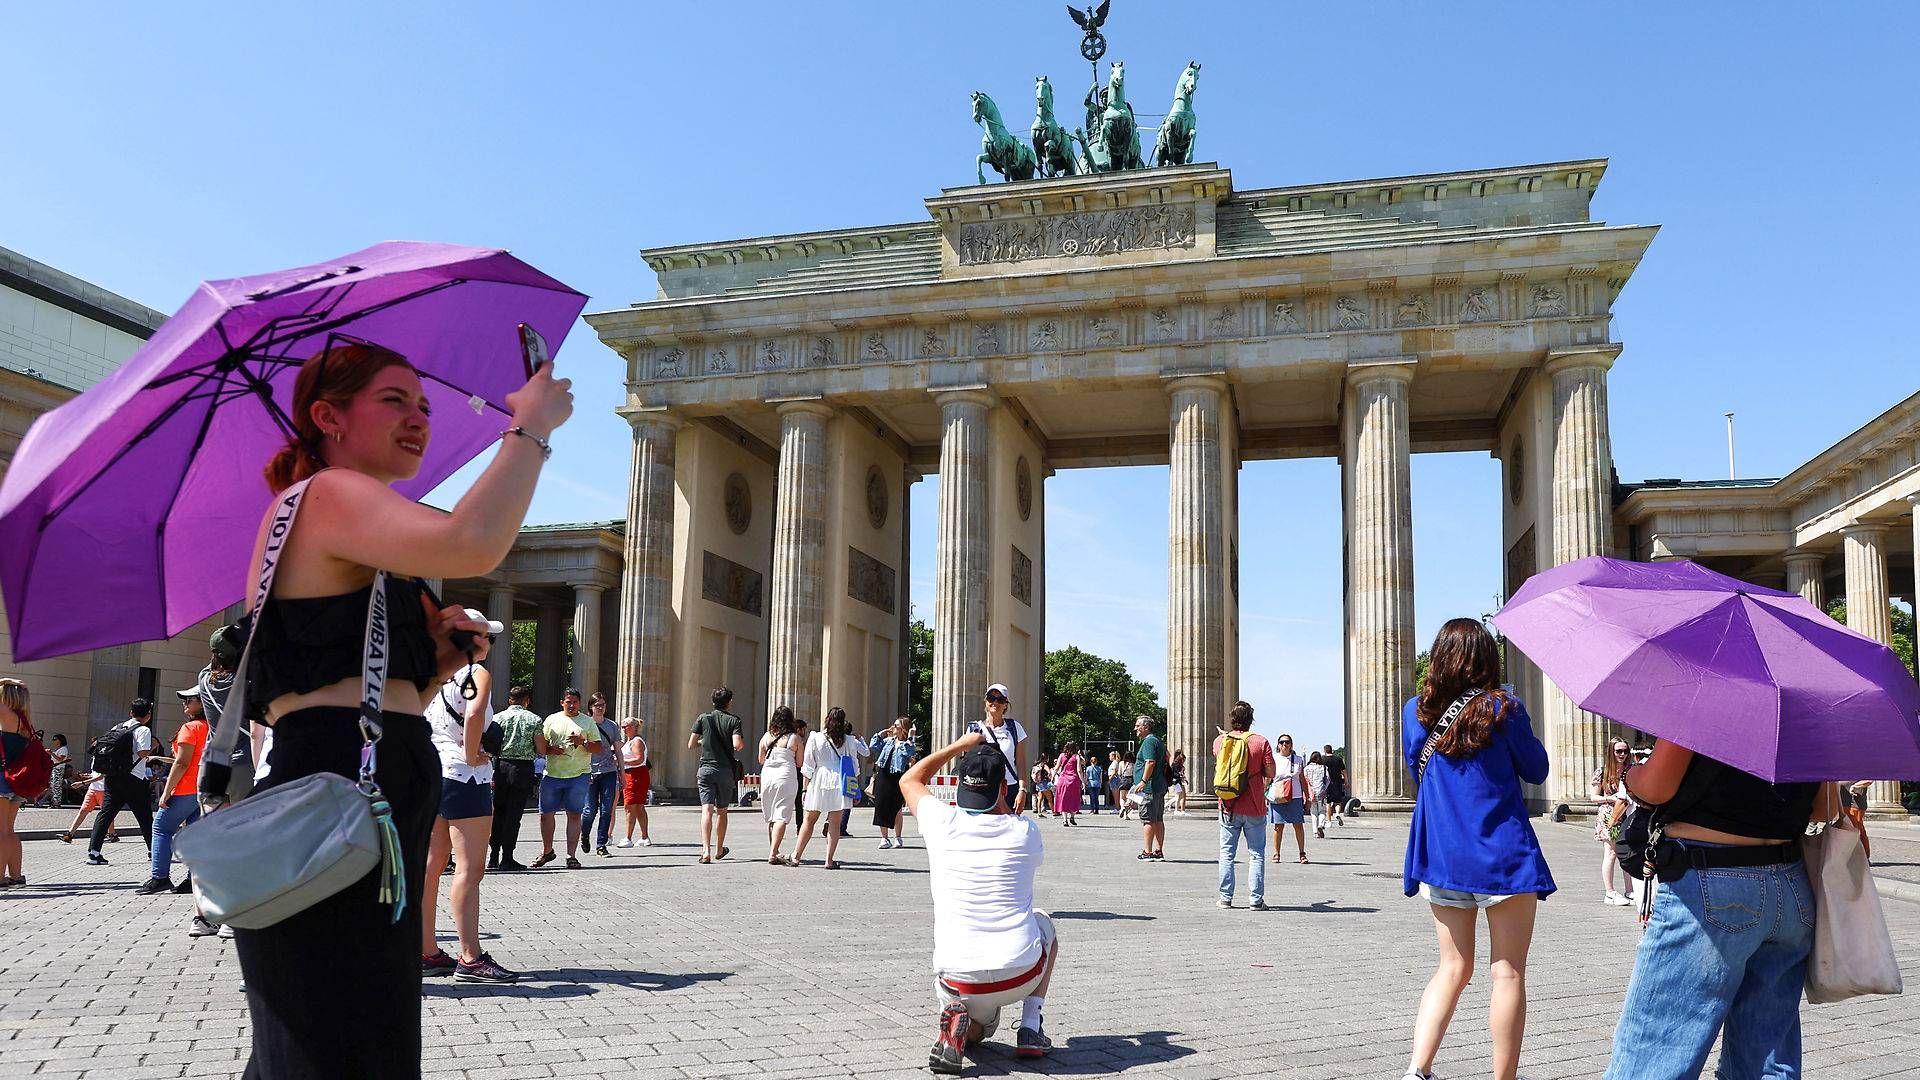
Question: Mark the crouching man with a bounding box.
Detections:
[903,731,1058,1074]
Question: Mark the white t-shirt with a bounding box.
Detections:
[127,724,155,781]
[971,719,1026,785]
[622,736,648,767]
[426,665,494,783]
[916,794,1046,973]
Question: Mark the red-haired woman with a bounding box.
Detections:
[228,340,570,1077]
[1399,618,1554,1080]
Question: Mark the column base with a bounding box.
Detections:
[1351,795,1415,814]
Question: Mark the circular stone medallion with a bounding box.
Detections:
[724,472,752,535]
[1016,457,1033,522]
[865,465,889,530]
[1508,436,1525,506]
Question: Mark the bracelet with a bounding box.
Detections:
[505,426,551,460]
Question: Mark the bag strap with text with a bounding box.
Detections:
[202,477,389,799]
[1416,689,1484,783]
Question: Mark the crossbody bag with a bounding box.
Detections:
[178,478,408,930]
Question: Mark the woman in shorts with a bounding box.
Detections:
[1399,619,1553,1080]
[617,717,651,847]
[1168,749,1189,815]
[421,617,516,984]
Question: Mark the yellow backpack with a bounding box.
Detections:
[1213,731,1250,801]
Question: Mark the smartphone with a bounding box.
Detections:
[518,322,552,379]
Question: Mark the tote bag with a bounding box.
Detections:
[1803,815,1902,1002]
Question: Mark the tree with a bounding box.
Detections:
[1040,645,1166,757]
[508,622,577,701]
[1822,599,1918,678]
[907,614,933,731]
[1413,650,1430,694]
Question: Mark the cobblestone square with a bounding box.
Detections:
[2,806,1918,1078]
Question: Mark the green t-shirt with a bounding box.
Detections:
[693,710,742,772]
[541,712,598,779]
[494,705,543,761]
[1135,733,1169,795]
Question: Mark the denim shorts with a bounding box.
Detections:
[1267,798,1306,826]
[538,773,589,815]
[440,776,492,820]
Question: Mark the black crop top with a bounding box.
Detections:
[243,575,440,719]
[1657,753,1818,842]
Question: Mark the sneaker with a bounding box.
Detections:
[879,839,894,849]
[929,1002,970,1075]
[454,952,521,984]
[565,856,582,870]
[531,851,556,869]
[637,838,651,848]
[1603,891,1631,906]
[1217,897,1232,908]
[616,838,634,849]
[188,916,219,938]
[1250,899,1268,911]
[86,852,108,865]
[105,833,121,843]
[1315,826,1326,839]
[1149,851,1165,861]
[421,949,458,976]
[1015,1024,1052,1058]
[173,878,194,894]
[135,877,173,895]
[217,923,235,940]
[596,846,611,858]
[487,852,499,870]
[1137,851,1155,861]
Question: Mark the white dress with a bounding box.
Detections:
[801,731,868,813]
[760,734,801,824]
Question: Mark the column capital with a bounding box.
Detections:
[929,385,998,412]
[617,404,684,433]
[1782,550,1827,570]
[1906,493,1920,508]
[1162,371,1230,398]
[1543,343,1622,377]
[571,582,608,597]
[1344,358,1416,389]
[1841,521,1891,541]
[770,397,835,421]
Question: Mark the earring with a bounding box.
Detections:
[332,431,343,444]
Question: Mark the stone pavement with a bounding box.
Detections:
[2,806,1918,1079]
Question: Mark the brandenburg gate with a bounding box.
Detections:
[585,157,1657,811]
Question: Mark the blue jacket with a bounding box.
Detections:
[1401,694,1556,898]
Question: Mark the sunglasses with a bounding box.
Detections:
[1277,739,1292,744]
[1613,748,1630,755]
[985,695,1008,704]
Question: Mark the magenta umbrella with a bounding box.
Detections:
[0,241,586,661]
[1491,556,1920,783]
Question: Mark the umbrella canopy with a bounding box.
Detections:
[1491,556,1920,783]
[0,241,587,661]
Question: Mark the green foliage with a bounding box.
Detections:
[1040,645,1166,757]
[507,621,578,696]
[907,614,934,731]
[1822,599,1917,678]
[1413,650,1430,694]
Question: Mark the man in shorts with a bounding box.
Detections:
[905,731,1058,1073]
[687,687,743,863]
[1129,715,1168,860]
[533,688,599,869]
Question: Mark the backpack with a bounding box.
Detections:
[1213,731,1251,802]
[88,720,140,777]
[0,723,53,801]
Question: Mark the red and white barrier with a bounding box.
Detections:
[928,775,959,804]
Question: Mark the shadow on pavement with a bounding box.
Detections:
[1251,899,1380,914]
[423,968,734,999]
[968,1029,1194,1075]
[1049,910,1154,922]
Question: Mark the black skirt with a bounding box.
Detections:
[234,706,438,1080]
[871,767,907,824]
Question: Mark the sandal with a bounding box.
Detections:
[698,855,711,864]
[716,846,729,861]
[57,831,72,844]
[782,856,799,867]
[768,856,783,865]
[825,860,841,870]
[1298,854,1309,864]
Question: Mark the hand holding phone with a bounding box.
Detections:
[518,323,552,379]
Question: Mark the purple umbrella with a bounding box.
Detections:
[0,241,586,661]
[1491,556,1920,783]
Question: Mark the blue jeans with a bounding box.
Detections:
[1218,812,1267,905]
[582,771,619,848]
[1605,847,1814,1080]
[151,794,200,881]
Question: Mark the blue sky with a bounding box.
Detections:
[5,3,1916,750]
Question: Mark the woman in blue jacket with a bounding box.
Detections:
[1399,618,1554,1080]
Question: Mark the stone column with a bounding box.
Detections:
[931,389,994,749]
[571,584,605,699]
[765,401,834,728]
[486,584,516,710]
[1843,523,1904,815]
[1783,551,1827,610]
[1343,362,1417,810]
[1544,346,1619,811]
[1167,375,1230,798]
[614,410,679,737]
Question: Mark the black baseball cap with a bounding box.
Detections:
[955,744,1007,812]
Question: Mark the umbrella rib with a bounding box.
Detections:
[149,354,243,635]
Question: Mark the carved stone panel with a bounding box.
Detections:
[1397,294,1431,326]
[654,346,685,378]
[1460,288,1496,322]
[1504,525,1537,599]
[1016,457,1033,521]
[1270,301,1302,333]
[971,321,1002,356]
[1334,296,1368,329]
[862,331,891,362]
[707,344,735,373]
[1087,314,1123,347]
[918,326,948,358]
[702,550,764,615]
[1029,319,1062,352]
[1207,304,1241,337]
[809,335,837,367]
[1010,544,1033,607]
[956,204,1197,266]
[847,546,897,615]
[1529,284,1567,318]
[757,338,787,371]
[865,465,889,529]
[724,472,752,535]
[1148,307,1181,343]
[1508,435,1525,506]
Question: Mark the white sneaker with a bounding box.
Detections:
[1603,891,1630,906]
[637,838,651,847]
[615,838,634,849]
[217,923,235,940]
[878,839,894,849]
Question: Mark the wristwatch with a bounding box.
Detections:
[505,426,551,460]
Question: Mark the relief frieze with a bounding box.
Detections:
[846,546,897,615]
[956,204,1197,266]
[702,550,763,615]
